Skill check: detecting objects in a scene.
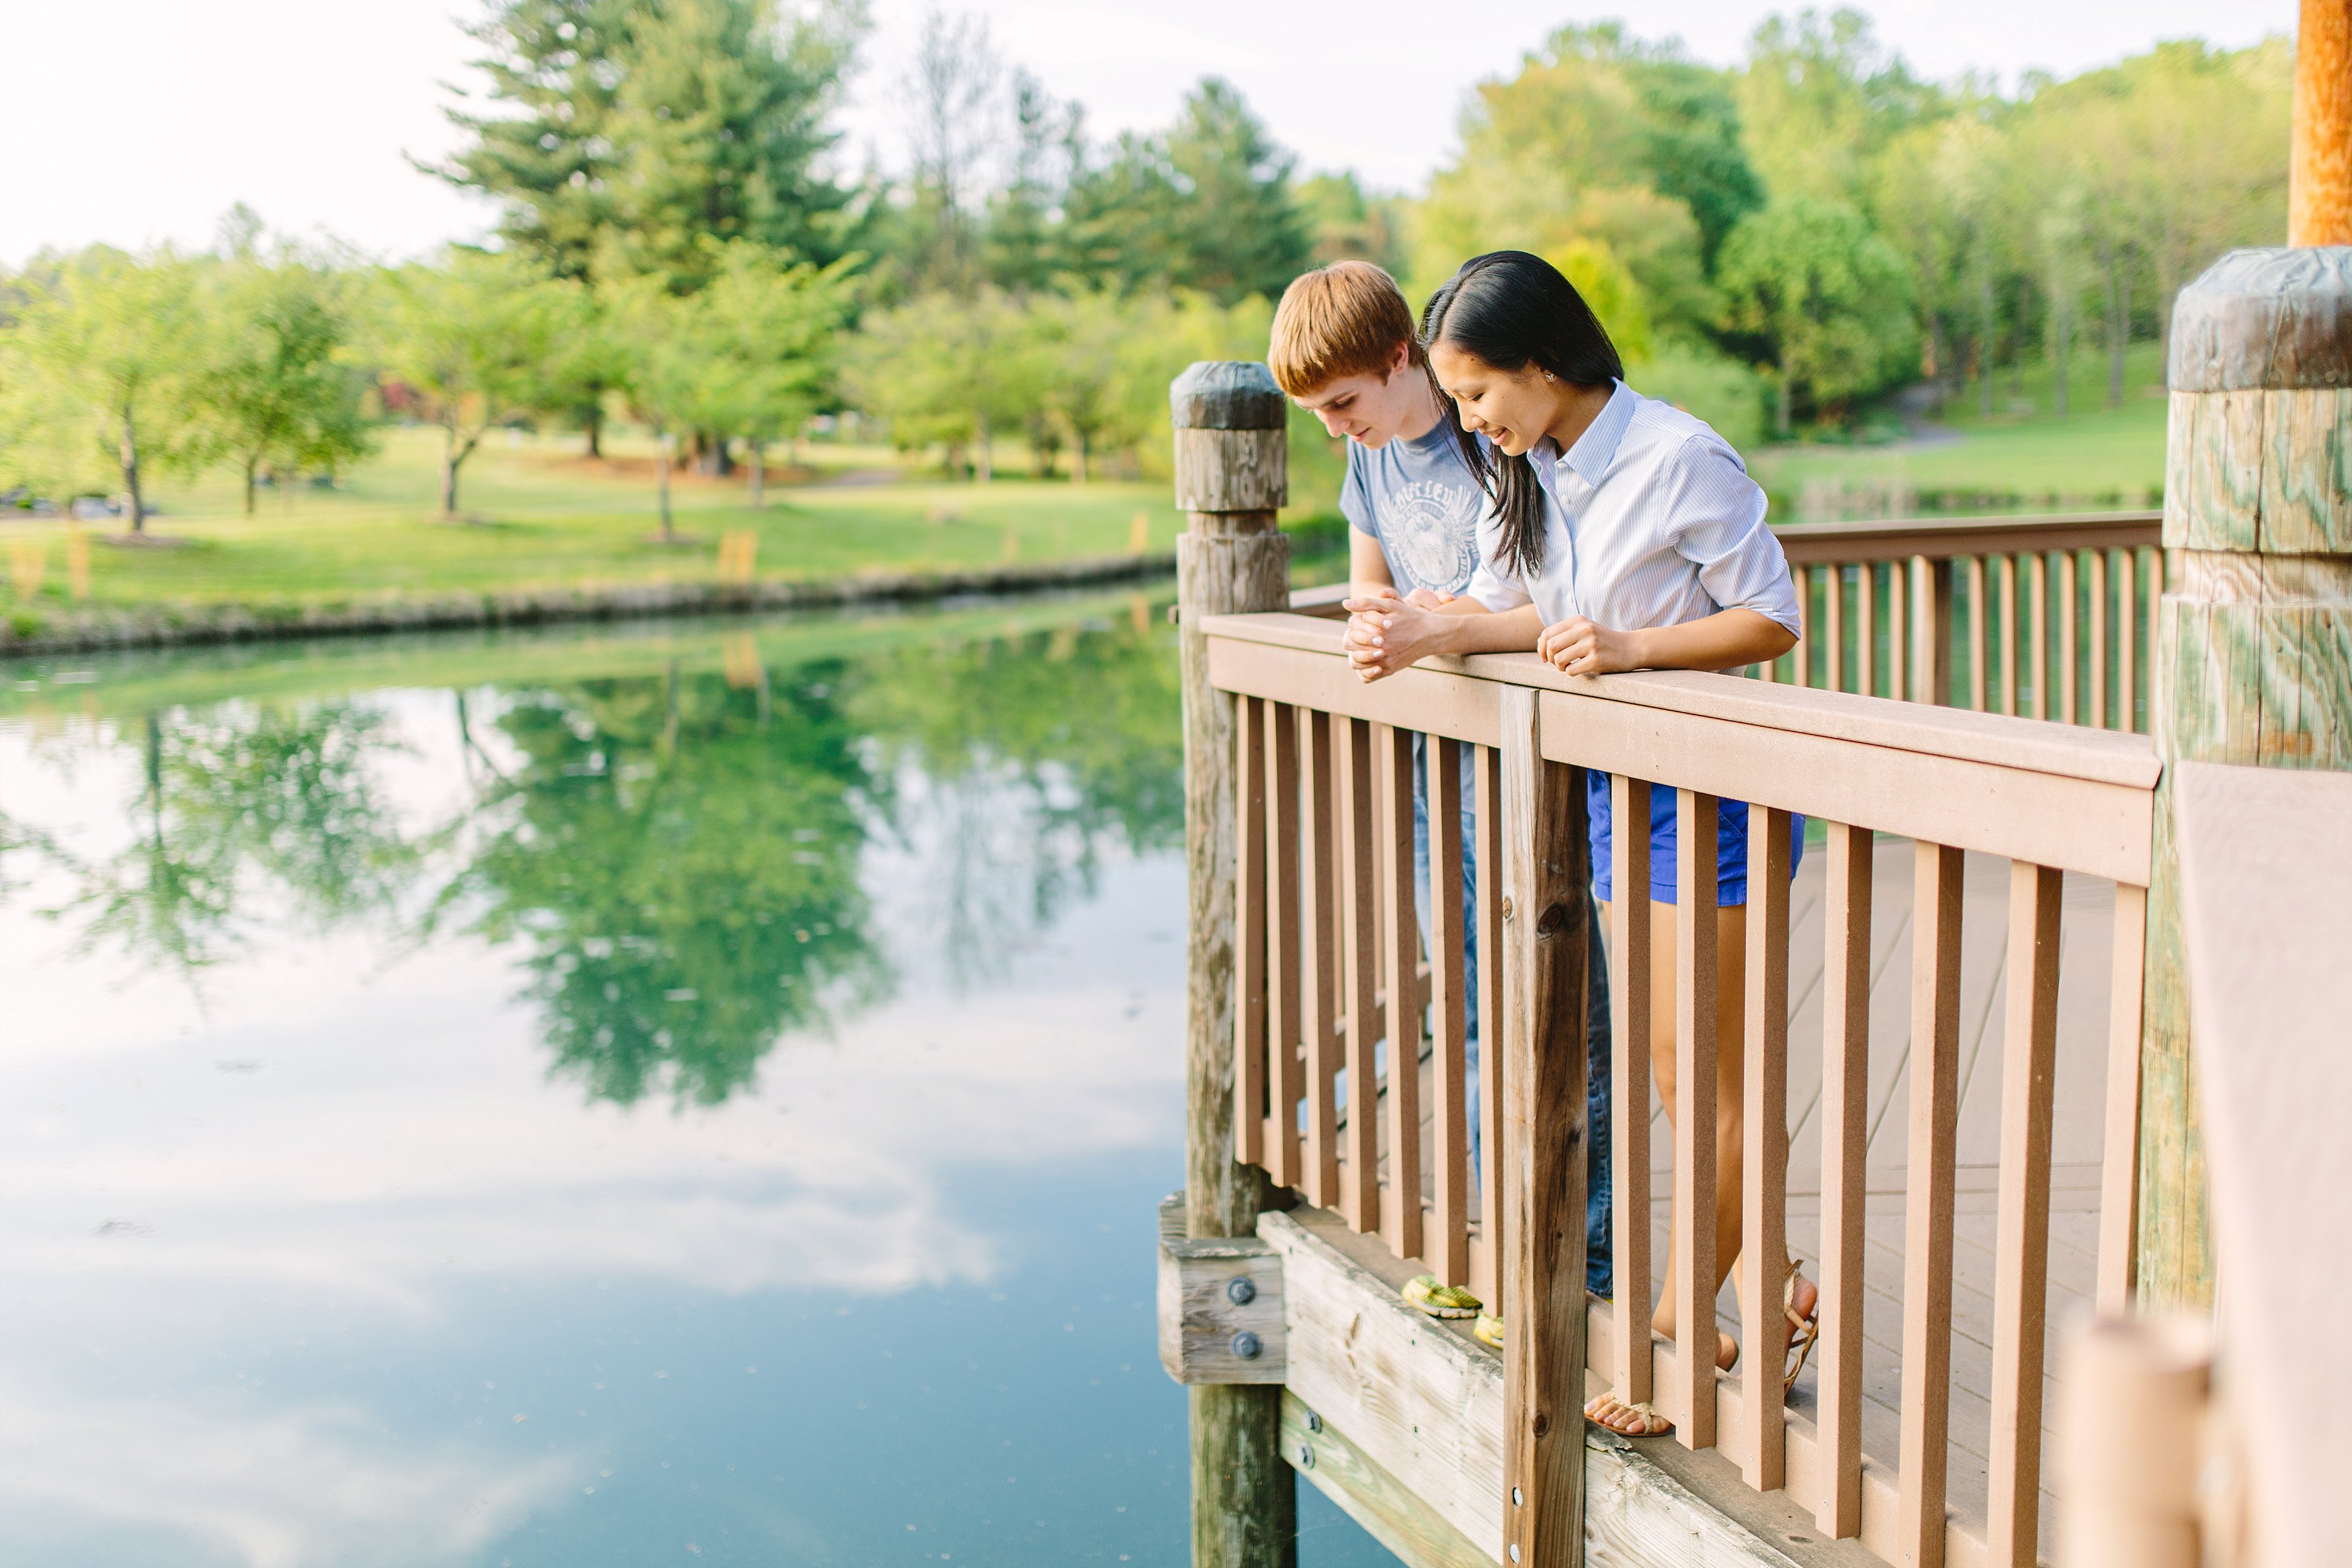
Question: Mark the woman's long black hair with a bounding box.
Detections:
[1419,251,1624,579]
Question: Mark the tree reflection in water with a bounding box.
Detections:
[50,704,430,979]
[449,660,891,1107]
[9,604,1182,1106]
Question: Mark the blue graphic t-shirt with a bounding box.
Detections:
[1338,421,1488,598]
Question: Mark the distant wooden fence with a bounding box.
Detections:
[1208,609,2158,1568]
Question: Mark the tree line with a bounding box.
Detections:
[0,1,2296,529]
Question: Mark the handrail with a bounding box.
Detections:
[1771,509,2159,566]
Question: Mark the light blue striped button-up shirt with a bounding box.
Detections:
[1465,381,1800,640]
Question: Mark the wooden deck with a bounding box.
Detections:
[1382,836,2117,1560]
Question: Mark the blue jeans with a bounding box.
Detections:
[1413,737,1614,1299]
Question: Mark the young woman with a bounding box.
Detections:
[1339,251,1817,1437]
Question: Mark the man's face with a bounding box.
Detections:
[1292,344,1419,447]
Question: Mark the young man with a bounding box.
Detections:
[1267,261,1613,1321]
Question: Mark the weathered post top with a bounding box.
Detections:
[2170,248,2352,394]
[1171,361,1287,527]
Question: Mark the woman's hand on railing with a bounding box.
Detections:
[1539,607,1799,677]
[1343,591,1458,681]
[1537,615,1640,676]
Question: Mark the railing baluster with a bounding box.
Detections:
[1859,563,1878,697]
[1740,806,1792,1491]
[2117,548,2140,734]
[1673,788,1721,1450]
[1793,567,1814,688]
[2029,552,2050,722]
[2088,549,2110,730]
[1898,840,1966,1568]
[1234,695,1267,1168]
[1427,736,1471,1285]
[1473,742,1506,1307]
[1301,709,1342,1209]
[1265,699,1304,1188]
[1826,563,1847,693]
[1967,556,1990,712]
[1882,554,1900,695]
[1998,554,2019,717]
[1611,775,1654,1409]
[2058,549,2079,726]
[1988,861,2063,1568]
[2097,882,2149,1313]
[1378,724,1424,1263]
[1337,713,1380,1233]
[1816,821,1874,1540]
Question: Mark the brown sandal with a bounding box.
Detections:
[1783,1259,1821,1395]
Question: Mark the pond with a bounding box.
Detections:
[0,593,1395,1568]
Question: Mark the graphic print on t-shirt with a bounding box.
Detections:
[1383,477,1483,596]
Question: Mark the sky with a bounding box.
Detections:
[0,0,2302,267]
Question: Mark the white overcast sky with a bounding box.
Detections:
[0,0,2301,266]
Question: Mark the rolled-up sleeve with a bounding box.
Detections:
[1658,438,1799,637]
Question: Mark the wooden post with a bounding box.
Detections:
[2146,242,2352,1311]
[1173,360,1296,1568]
[1498,688,1591,1568]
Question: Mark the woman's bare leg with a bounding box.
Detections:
[1587,896,1815,1434]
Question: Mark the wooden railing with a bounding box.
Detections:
[1763,511,2162,732]
[1292,510,2166,732]
[1207,610,2158,1568]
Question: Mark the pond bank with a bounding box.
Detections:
[0,548,1179,657]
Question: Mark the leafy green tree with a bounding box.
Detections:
[1717,197,1917,432]
[1,249,210,531]
[433,0,869,286]
[691,241,860,504]
[609,276,711,539]
[1157,79,1313,303]
[198,254,374,513]
[1296,171,1409,276]
[1412,26,1751,341]
[984,70,1082,292]
[1061,79,1310,304]
[368,248,587,517]
[1027,290,1144,483]
[846,288,1032,481]
[1738,8,1942,209]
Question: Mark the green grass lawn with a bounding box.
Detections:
[1748,342,2171,517]
[2,425,1200,619]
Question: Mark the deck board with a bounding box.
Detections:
[1371,836,2115,1562]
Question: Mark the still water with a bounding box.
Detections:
[0,593,1393,1568]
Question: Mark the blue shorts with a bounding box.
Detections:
[1586,772,1804,906]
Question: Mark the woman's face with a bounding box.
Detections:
[1429,342,1561,458]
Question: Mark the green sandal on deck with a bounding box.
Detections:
[1472,1311,1503,1350]
[1402,1275,1480,1319]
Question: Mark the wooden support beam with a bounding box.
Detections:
[1498,687,1591,1568]
[1160,1195,1288,1385]
[1173,358,1295,1568]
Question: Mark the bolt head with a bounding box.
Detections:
[1296,1442,1315,1469]
[1306,1410,1322,1434]
[1225,1275,1256,1305]
[1513,1486,1523,1506]
[1230,1330,1262,1360]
